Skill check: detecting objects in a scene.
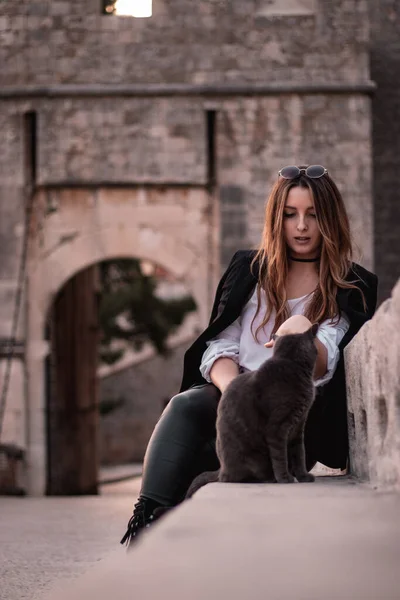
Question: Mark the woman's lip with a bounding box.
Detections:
[295,237,310,240]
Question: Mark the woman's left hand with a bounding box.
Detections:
[264,315,313,348]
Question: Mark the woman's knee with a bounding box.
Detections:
[166,384,220,424]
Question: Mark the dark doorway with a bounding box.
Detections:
[46,265,100,495]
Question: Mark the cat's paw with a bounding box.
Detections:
[296,473,315,483]
[277,474,296,484]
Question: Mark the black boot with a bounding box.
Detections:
[120,497,163,548]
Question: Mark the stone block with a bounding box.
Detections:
[345,278,400,489]
[49,2,70,17]
[40,480,400,600]
[0,187,25,280]
[0,17,9,31]
[0,358,26,449]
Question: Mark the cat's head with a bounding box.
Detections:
[272,323,319,366]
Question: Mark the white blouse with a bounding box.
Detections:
[200,286,350,388]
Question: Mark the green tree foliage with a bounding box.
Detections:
[98,258,196,365]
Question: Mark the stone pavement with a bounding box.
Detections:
[99,463,143,484]
[0,477,142,600]
[2,476,398,600]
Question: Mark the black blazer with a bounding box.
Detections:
[180,250,378,469]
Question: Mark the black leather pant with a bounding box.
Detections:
[139,383,322,507]
[140,384,221,506]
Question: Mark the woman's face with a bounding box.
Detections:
[283,186,322,259]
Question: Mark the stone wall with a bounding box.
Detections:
[99,340,190,464]
[38,98,207,184]
[0,92,375,280]
[23,185,215,493]
[0,108,26,338]
[0,0,370,87]
[346,279,400,489]
[216,94,373,267]
[370,0,400,304]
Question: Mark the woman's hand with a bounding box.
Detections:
[264,315,312,348]
[209,357,240,394]
[264,315,327,379]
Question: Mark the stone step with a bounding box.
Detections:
[41,477,400,600]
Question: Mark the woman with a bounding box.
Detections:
[121,165,378,546]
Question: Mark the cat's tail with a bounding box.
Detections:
[185,469,220,499]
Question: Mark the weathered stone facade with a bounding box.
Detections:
[25,185,215,493]
[0,0,395,493]
[99,340,188,464]
[346,279,400,490]
[369,0,400,303]
[0,1,370,86]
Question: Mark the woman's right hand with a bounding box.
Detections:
[264,314,313,348]
[209,357,240,393]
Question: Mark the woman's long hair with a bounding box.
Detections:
[251,169,365,340]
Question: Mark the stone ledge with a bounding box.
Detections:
[40,479,400,600]
[0,81,377,99]
[257,0,316,17]
[345,279,400,489]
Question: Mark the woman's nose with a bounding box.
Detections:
[297,217,308,231]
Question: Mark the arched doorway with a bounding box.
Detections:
[44,257,199,495]
[26,186,218,495]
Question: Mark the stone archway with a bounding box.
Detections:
[26,186,218,495]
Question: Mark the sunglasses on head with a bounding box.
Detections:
[278,165,328,179]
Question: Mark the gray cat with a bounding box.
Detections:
[186,324,319,497]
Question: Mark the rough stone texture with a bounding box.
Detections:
[0,1,370,87]
[370,0,400,304]
[0,358,25,448]
[37,98,207,184]
[0,476,142,600]
[99,339,193,464]
[24,185,217,495]
[345,279,400,489]
[27,186,216,324]
[219,184,249,266]
[32,478,400,600]
[0,107,26,337]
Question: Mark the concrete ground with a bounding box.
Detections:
[0,477,142,600]
[1,474,400,600]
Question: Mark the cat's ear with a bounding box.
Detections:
[310,323,319,337]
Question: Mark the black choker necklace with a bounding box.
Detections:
[289,256,320,263]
